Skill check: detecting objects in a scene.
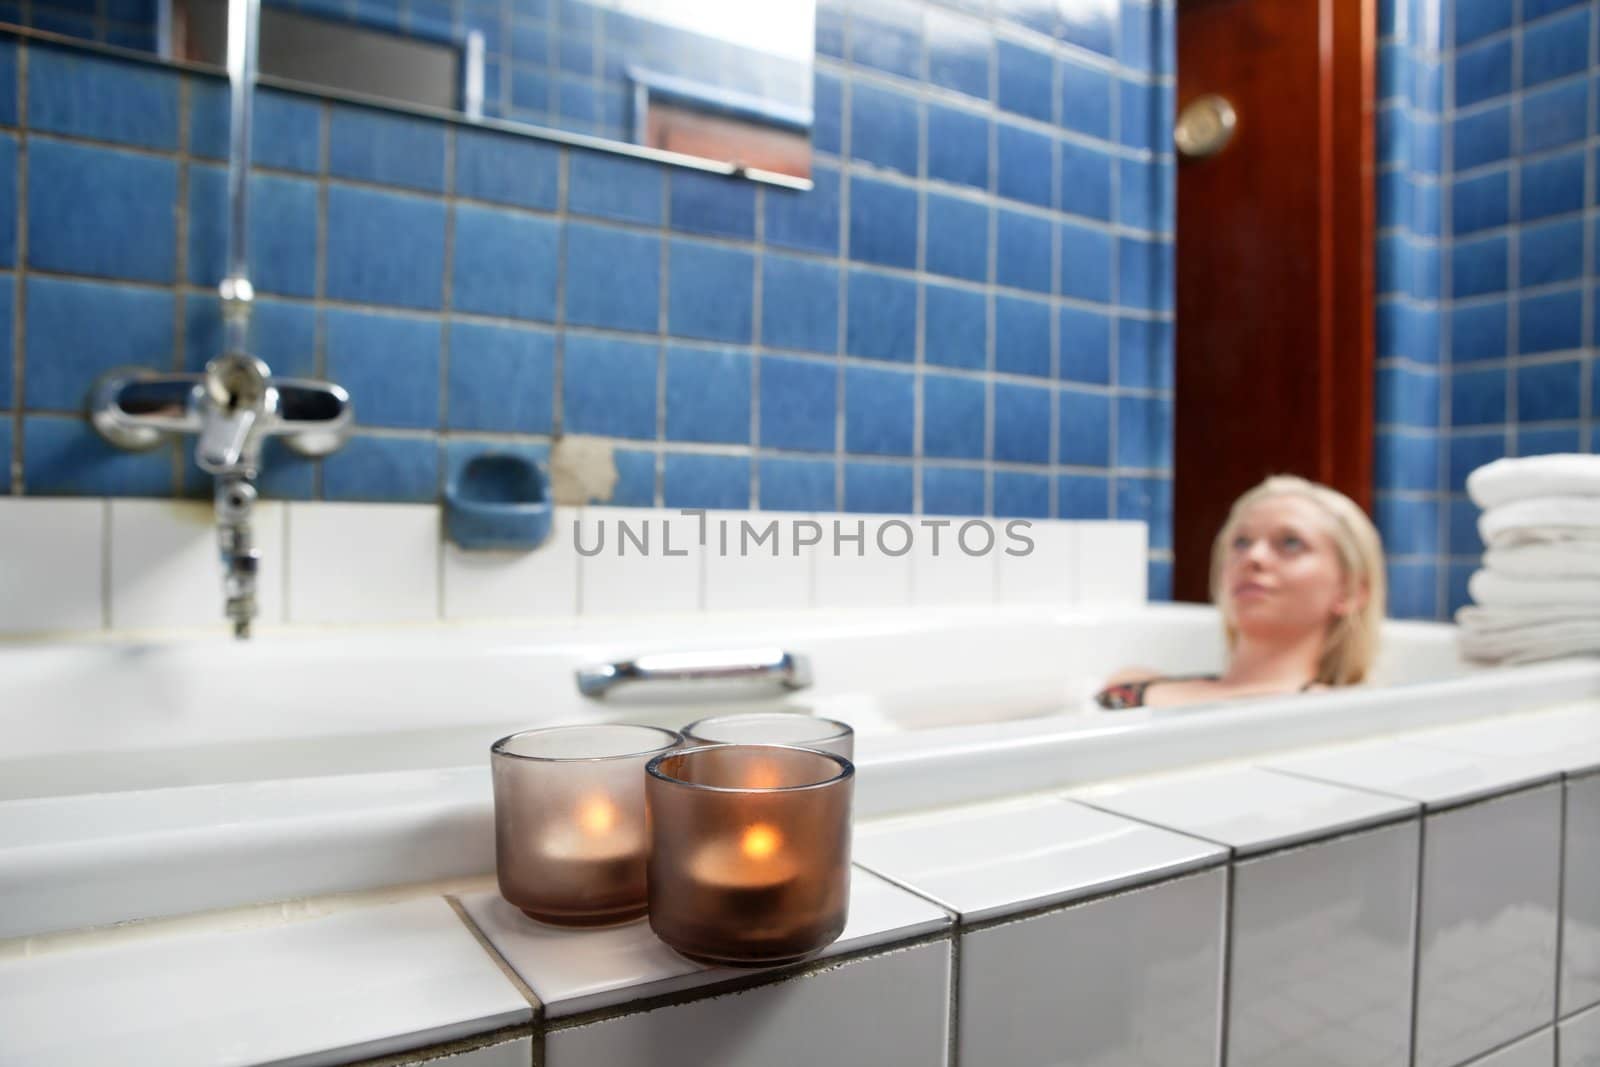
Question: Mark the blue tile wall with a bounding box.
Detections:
[7,7,1174,583]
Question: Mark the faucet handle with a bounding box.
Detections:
[269,378,353,457]
[88,368,206,450]
[197,354,274,474]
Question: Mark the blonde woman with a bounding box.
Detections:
[1096,475,1386,709]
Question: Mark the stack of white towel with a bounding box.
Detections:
[1458,454,1600,664]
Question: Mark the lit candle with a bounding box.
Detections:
[687,823,801,920]
[536,797,644,885]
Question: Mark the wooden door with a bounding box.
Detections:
[1173,0,1375,601]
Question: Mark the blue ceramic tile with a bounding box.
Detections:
[1444,562,1473,616]
[922,465,985,516]
[28,46,177,149]
[239,174,316,298]
[511,69,552,114]
[1517,426,1581,456]
[843,461,913,513]
[1450,169,1508,235]
[31,11,93,37]
[182,296,314,377]
[323,436,439,502]
[1449,366,1506,426]
[1516,360,1581,422]
[1118,316,1173,391]
[1117,78,1154,152]
[1412,58,1444,114]
[1450,301,1507,363]
[996,123,1054,209]
[1454,38,1511,108]
[1118,236,1172,311]
[1523,81,1588,154]
[1060,0,1114,55]
[846,269,916,363]
[762,256,838,354]
[927,103,990,191]
[760,457,835,511]
[1058,472,1109,518]
[1147,560,1173,602]
[1411,243,1441,301]
[851,0,922,78]
[995,470,1050,518]
[996,209,1052,294]
[323,309,441,429]
[815,0,845,56]
[923,372,986,460]
[568,151,663,224]
[849,176,918,270]
[1452,105,1510,170]
[1521,7,1589,88]
[1059,139,1113,222]
[452,206,559,322]
[664,344,751,445]
[993,381,1050,465]
[562,333,658,439]
[1115,475,1172,548]
[24,277,170,410]
[329,107,446,191]
[1377,496,1441,558]
[556,77,599,129]
[926,9,991,100]
[23,414,172,496]
[1377,235,1412,296]
[1375,431,1440,492]
[1450,235,1507,299]
[997,39,1054,123]
[0,136,21,267]
[844,364,914,456]
[557,31,594,75]
[1058,57,1113,141]
[326,186,446,309]
[1116,393,1173,470]
[1449,431,1506,491]
[923,283,988,370]
[455,129,560,210]
[1060,307,1110,385]
[511,16,549,60]
[1520,151,1584,222]
[668,171,756,239]
[813,69,842,155]
[760,355,836,452]
[0,41,16,128]
[563,222,660,332]
[253,89,323,172]
[1518,220,1582,287]
[1119,1,1154,71]
[1455,0,1511,44]
[765,165,840,255]
[1525,0,1587,17]
[1378,366,1443,428]
[669,240,753,343]
[0,284,10,408]
[663,453,750,510]
[1378,106,1411,167]
[1059,220,1112,303]
[925,193,990,283]
[1117,157,1157,232]
[1447,498,1483,557]
[995,294,1051,378]
[0,418,9,492]
[29,139,174,283]
[593,448,654,506]
[1058,387,1110,467]
[995,0,1056,36]
[1386,559,1439,619]
[850,83,919,178]
[1413,180,1443,237]
[446,321,555,433]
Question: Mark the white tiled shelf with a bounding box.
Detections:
[1266,735,1561,810]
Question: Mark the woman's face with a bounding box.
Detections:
[1220,494,1355,640]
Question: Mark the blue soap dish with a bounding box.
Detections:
[444,452,553,551]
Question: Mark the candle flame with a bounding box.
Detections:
[740,823,782,860]
[578,797,618,835]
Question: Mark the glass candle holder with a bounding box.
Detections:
[646,744,854,967]
[490,724,681,927]
[680,712,854,761]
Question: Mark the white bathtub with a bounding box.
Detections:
[2,603,1597,941]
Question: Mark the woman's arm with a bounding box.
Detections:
[1101,666,1161,687]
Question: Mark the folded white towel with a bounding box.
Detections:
[1482,542,1600,579]
[1467,454,1600,508]
[1478,498,1600,547]
[1468,569,1600,608]
[1457,604,1600,633]
[1458,622,1600,665]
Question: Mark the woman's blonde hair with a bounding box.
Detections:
[1208,475,1386,686]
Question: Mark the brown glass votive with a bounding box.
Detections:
[680,712,855,762]
[490,724,681,927]
[645,744,854,967]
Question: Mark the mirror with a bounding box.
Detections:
[164,0,816,185]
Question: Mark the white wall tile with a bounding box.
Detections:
[543,940,951,1067]
[995,519,1076,604]
[1464,1028,1554,1067]
[909,518,996,606]
[109,499,285,630]
[1415,785,1562,1067]
[1076,520,1148,605]
[1228,822,1419,1067]
[286,503,441,624]
[1562,1003,1600,1067]
[0,498,104,634]
[1566,773,1600,1018]
[960,867,1225,1067]
[578,508,702,615]
[812,515,913,609]
[700,510,813,612]
[442,506,579,620]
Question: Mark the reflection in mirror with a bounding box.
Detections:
[175,0,816,183]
